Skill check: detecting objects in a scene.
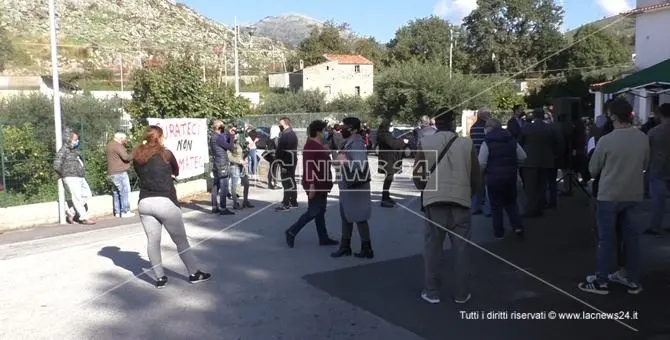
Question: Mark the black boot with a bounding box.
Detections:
[354,241,374,259]
[330,238,352,258]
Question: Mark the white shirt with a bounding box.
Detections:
[270,125,280,139]
[246,136,257,150]
[587,137,595,154]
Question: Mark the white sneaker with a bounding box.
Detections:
[420,291,440,304]
[121,212,135,218]
[454,293,472,304]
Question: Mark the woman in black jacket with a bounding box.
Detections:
[133,125,211,288]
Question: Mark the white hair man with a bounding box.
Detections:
[470,107,491,215]
[105,132,134,218]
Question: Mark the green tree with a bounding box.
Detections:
[566,24,633,69]
[0,94,126,204]
[463,0,566,75]
[1,124,55,195]
[126,54,250,126]
[526,68,626,116]
[372,60,510,122]
[0,16,13,72]
[260,90,327,114]
[387,16,468,72]
[291,21,351,68]
[325,95,371,114]
[351,37,386,69]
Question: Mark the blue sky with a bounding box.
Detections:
[182,0,634,42]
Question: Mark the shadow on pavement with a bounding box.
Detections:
[303,196,670,340]
[97,246,189,285]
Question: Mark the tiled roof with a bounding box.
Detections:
[590,81,613,90]
[323,54,373,65]
[622,2,670,16]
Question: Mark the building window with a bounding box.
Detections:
[355,86,360,96]
[326,66,330,70]
[325,86,331,94]
[354,65,360,73]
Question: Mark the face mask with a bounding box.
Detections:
[323,131,330,139]
[71,140,80,148]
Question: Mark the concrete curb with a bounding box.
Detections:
[0,179,207,231]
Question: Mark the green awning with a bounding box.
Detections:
[602,58,670,94]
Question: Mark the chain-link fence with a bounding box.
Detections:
[243,112,368,129]
[0,94,132,208]
[240,110,516,132]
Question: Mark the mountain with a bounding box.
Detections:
[1,0,287,76]
[566,15,635,46]
[249,14,322,47]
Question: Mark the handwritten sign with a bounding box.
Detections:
[147,118,208,180]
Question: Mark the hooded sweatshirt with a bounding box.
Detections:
[53,127,86,178]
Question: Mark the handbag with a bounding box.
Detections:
[419,135,458,210]
[216,162,230,178]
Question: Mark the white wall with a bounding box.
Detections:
[268,73,290,88]
[238,92,260,107]
[89,91,133,100]
[302,61,374,102]
[637,0,665,7]
[635,8,670,69]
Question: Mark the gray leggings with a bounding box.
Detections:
[138,197,199,278]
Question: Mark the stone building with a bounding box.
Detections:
[268,54,374,102]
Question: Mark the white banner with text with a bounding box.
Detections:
[147,118,208,180]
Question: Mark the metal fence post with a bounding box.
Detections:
[0,124,6,200]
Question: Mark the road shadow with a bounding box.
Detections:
[97,246,189,285]
[303,195,670,340]
[80,190,425,339]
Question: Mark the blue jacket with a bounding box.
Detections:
[484,128,518,185]
[209,132,234,169]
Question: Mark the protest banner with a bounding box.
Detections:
[146,118,208,180]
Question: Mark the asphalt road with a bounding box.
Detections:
[1,157,669,340]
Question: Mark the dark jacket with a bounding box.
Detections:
[209,131,234,167]
[641,118,659,134]
[469,119,486,153]
[276,127,298,169]
[134,150,180,207]
[376,127,405,176]
[484,128,518,185]
[53,128,85,178]
[520,120,560,169]
[415,125,437,147]
[550,122,566,169]
[302,139,333,192]
[506,116,525,141]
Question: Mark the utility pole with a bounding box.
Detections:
[119,54,124,92]
[234,16,240,96]
[48,0,66,225]
[449,25,454,79]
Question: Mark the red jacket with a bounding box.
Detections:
[302,139,333,192]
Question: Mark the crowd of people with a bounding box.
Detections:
[50,98,669,297]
